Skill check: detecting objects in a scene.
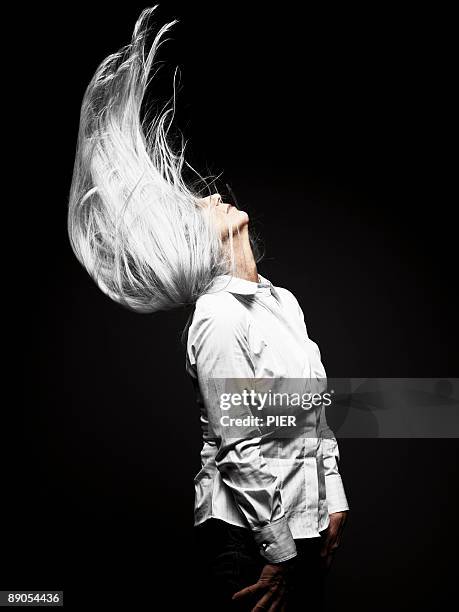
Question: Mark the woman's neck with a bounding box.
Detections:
[228,225,258,283]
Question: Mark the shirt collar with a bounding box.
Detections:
[206,273,280,301]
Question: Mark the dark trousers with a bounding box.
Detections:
[194,519,326,611]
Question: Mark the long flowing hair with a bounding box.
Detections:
[68,6,235,313]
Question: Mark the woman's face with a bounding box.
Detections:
[197,194,249,239]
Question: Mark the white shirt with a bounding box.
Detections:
[185,273,349,563]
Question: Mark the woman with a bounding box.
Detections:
[68,7,349,611]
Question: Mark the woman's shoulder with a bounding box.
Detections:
[193,291,248,328]
[186,292,250,358]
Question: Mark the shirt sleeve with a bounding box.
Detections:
[188,296,297,563]
[289,290,350,515]
[317,405,350,514]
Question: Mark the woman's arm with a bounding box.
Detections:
[285,287,350,514]
[289,288,350,568]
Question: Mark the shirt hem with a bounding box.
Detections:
[194,512,331,540]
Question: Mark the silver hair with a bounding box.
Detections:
[68,6,232,313]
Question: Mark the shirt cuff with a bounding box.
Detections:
[252,516,297,563]
[326,473,350,514]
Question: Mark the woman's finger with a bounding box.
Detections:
[320,526,332,556]
[250,587,276,612]
[232,582,264,601]
[266,585,286,612]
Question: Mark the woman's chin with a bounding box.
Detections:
[236,210,249,226]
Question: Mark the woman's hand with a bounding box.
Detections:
[320,510,348,570]
[232,562,290,611]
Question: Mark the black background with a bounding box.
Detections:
[5,2,457,610]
